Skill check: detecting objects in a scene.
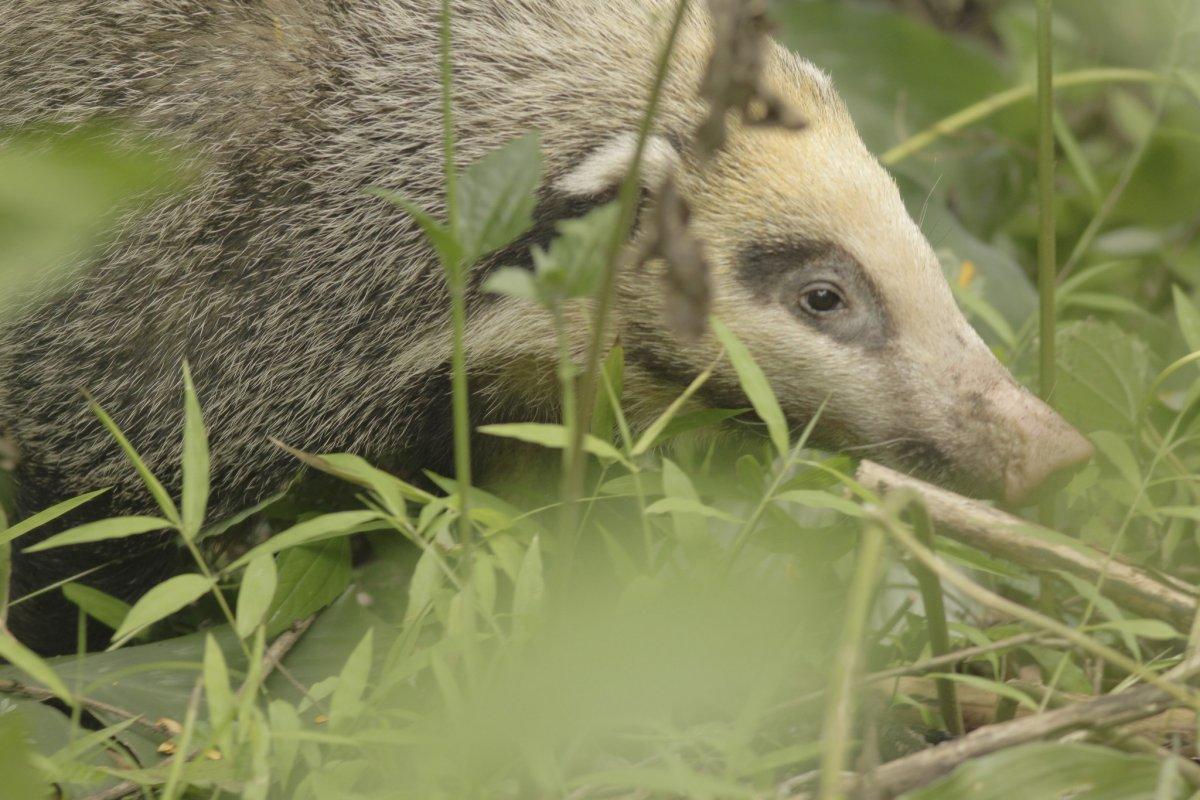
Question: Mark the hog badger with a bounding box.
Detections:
[0,0,1092,653]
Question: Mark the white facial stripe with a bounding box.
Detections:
[555,132,680,196]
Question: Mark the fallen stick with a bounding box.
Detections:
[890,676,1196,752]
[782,678,1193,799]
[856,460,1197,631]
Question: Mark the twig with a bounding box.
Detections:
[785,655,1200,798]
[0,678,169,741]
[81,617,318,800]
[856,461,1197,630]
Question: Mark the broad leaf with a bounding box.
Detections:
[266,538,352,637]
[455,133,543,262]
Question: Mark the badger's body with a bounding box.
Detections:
[1,0,1092,654]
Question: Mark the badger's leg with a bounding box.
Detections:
[5,466,183,656]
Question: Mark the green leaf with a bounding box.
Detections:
[631,366,715,457]
[644,497,743,524]
[711,318,789,458]
[110,574,214,647]
[0,125,189,320]
[88,398,181,526]
[405,547,443,624]
[455,133,543,262]
[775,489,865,518]
[478,423,635,470]
[330,629,374,728]
[1045,321,1155,435]
[530,201,620,299]
[203,634,235,749]
[922,673,1038,711]
[23,516,173,553]
[471,554,498,618]
[0,630,75,705]
[367,189,463,268]
[591,344,626,443]
[266,538,352,637]
[0,488,111,547]
[236,555,278,639]
[1090,431,1142,489]
[1160,506,1200,522]
[62,582,130,632]
[180,362,210,540]
[1087,619,1183,641]
[272,443,432,512]
[0,711,52,800]
[904,742,1165,800]
[226,511,381,572]
[646,408,748,448]
[482,267,540,302]
[1172,286,1200,356]
[512,536,545,622]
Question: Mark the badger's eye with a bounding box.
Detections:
[800,285,845,314]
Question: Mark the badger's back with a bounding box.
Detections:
[0,0,692,508]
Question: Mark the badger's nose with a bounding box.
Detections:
[1003,396,1094,506]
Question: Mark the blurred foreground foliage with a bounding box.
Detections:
[1,1,1200,799]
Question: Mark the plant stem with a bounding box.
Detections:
[1036,0,1056,403]
[561,0,692,530]
[880,69,1164,167]
[818,522,885,800]
[910,503,964,737]
[439,0,473,544]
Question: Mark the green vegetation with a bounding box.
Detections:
[2,1,1200,798]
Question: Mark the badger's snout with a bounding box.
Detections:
[993,386,1095,506]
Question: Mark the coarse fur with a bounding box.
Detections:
[0,0,1090,653]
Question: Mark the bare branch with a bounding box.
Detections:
[857,460,1197,630]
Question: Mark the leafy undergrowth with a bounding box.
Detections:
[2,1,1200,799]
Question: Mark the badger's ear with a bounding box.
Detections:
[555,133,681,198]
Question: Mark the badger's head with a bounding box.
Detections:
[550,30,1092,505]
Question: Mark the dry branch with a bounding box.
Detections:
[891,676,1196,752]
[856,460,1197,630]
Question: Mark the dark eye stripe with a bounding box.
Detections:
[734,237,893,350]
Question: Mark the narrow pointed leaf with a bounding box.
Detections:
[0,630,74,705]
[711,318,789,457]
[236,554,278,639]
[23,516,172,553]
[62,582,130,632]
[110,574,214,646]
[88,398,180,525]
[226,511,381,572]
[0,488,111,547]
[180,362,210,540]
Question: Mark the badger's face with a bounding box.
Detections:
[555,51,1090,504]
